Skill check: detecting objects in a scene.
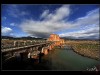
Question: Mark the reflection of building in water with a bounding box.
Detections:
[47,34,64,46]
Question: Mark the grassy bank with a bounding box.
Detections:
[65,40,100,60]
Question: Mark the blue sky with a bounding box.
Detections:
[1,4,99,39]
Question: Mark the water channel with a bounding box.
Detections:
[42,46,100,71]
[2,46,100,71]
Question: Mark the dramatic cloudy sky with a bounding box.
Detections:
[1,4,99,39]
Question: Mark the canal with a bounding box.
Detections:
[2,46,100,71]
[42,46,100,71]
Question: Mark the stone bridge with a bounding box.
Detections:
[1,34,65,62]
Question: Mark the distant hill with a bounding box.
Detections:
[1,36,46,40]
[60,37,99,41]
[1,36,99,41]
[1,36,14,39]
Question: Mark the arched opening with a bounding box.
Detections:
[47,49,49,52]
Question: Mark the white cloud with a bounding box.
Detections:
[10,23,16,26]
[58,8,99,39]
[7,4,29,18]
[20,5,71,37]
[2,27,12,34]
[71,8,99,27]
[20,5,99,39]
[2,16,7,20]
[50,5,70,22]
[44,5,70,22]
[59,26,99,38]
[10,33,14,36]
[41,10,49,18]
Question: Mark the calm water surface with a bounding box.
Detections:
[42,47,100,71]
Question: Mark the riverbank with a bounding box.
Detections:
[73,49,99,61]
[65,40,100,61]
